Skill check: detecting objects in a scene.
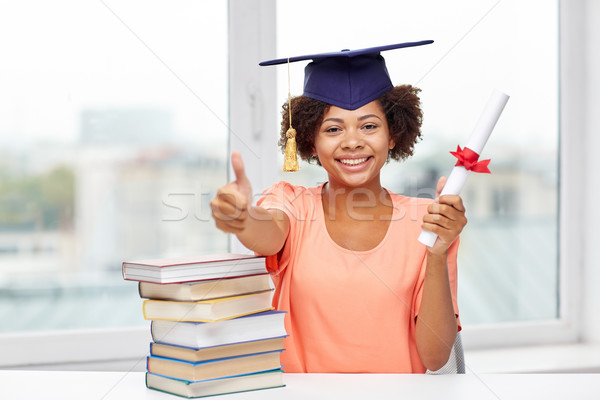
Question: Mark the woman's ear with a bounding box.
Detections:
[388,138,396,150]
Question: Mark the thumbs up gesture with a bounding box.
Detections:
[210,151,253,234]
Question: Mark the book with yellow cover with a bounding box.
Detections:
[142,290,274,322]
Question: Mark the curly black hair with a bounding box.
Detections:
[279,85,423,165]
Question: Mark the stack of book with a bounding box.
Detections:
[122,253,287,398]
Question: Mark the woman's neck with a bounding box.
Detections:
[319,177,394,252]
[321,178,392,222]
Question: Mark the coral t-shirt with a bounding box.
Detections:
[257,181,460,373]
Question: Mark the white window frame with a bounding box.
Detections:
[1,0,596,369]
[227,0,278,253]
[461,0,584,349]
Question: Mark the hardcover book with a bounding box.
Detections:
[145,369,284,398]
[149,336,286,363]
[138,273,272,301]
[146,350,283,382]
[151,310,287,349]
[122,253,267,284]
[142,291,274,322]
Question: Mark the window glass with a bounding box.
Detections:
[276,0,559,324]
[0,1,228,332]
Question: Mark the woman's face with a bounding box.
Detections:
[313,100,394,189]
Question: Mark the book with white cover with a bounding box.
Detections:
[122,253,267,284]
[138,273,272,301]
[151,310,287,349]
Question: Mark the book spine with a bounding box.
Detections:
[150,321,157,343]
[142,300,149,320]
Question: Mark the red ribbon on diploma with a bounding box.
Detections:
[450,146,491,173]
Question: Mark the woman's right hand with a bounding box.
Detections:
[210,151,253,234]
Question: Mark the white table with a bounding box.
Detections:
[2,370,599,399]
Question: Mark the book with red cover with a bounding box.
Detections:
[122,253,267,284]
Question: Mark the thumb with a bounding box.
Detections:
[435,176,447,202]
[231,151,251,195]
[231,151,246,181]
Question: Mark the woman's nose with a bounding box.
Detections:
[340,128,364,150]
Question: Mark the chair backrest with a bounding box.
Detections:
[425,332,465,374]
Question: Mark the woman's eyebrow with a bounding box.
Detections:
[322,114,383,124]
[358,114,383,121]
[322,117,344,124]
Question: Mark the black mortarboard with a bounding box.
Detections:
[259,40,434,110]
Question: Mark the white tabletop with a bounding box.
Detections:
[2,370,599,400]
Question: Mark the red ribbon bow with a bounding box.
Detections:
[450,146,491,173]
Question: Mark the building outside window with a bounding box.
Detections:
[0,0,229,333]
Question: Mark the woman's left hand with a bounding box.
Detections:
[422,176,467,255]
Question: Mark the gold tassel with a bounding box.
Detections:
[283,127,299,171]
[283,57,299,172]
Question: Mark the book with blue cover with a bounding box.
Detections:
[146,350,284,381]
[150,336,287,363]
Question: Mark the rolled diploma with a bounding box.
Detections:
[418,89,510,247]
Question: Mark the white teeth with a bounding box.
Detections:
[339,157,368,165]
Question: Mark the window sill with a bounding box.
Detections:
[0,326,150,368]
[465,343,600,373]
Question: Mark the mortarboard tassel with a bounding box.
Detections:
[283,58,299,171]
[283,127,299,171]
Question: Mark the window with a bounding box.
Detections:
[0,1,229,334]
[1,0,582,368]
[275,0,561,336]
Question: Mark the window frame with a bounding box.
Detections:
[0,0,589,368]
[461,0,583,349]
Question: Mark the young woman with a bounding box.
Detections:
[210,41,467,373]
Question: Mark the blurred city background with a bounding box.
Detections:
[0,0,558,332]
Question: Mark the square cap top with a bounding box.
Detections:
[259,40,433,110]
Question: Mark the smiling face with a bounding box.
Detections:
[313,100,395,190]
